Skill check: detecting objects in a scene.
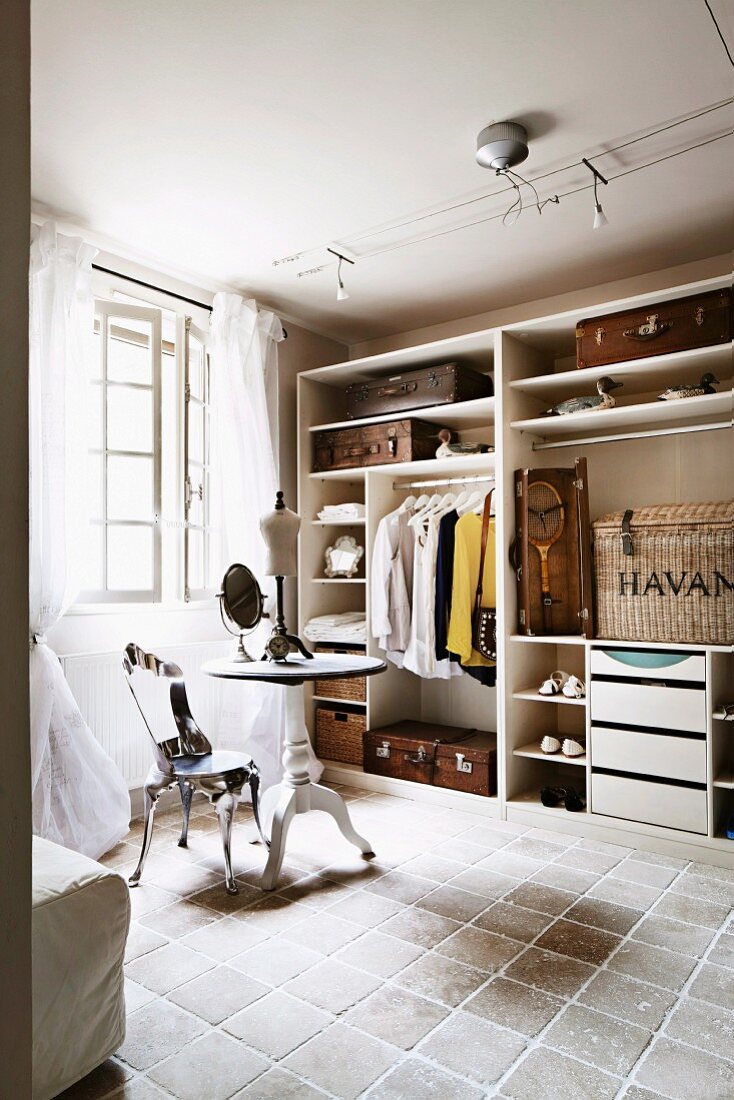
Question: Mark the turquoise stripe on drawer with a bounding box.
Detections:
[601,649,690,670]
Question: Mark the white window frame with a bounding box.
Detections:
[79,301,163,604]
[183,317,215,601]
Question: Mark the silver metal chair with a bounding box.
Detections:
[122,642,267,894]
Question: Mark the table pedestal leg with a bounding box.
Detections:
[258,684,373,891]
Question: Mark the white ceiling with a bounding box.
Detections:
[31,0,733,344]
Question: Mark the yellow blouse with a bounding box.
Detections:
[446,511,496,668]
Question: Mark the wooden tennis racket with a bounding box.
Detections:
[527,480,565,632]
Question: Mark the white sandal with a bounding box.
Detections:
[562,737,586,757]
[562,675,586,699]
[540,735,561,754]
[539,670,570,696]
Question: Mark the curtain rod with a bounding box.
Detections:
[91,263,287,338]
[392,473,495,490]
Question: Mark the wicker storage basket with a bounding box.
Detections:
[593,500,734,644]
[313,645,366,702]
[315,705,366,765]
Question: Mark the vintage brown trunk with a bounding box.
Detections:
[576,289,731,370]
[312,418,441,473]
[514,458,593,637]
[363,720,497,797]
[345,362,493,420]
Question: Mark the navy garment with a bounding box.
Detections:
[434,509,460,662]
[435,506,497,688]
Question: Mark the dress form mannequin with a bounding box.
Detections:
[259,491,312,660]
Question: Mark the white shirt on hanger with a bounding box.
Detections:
[403,509,463,680]
[371,505,415,668]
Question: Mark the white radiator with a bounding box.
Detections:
[61,640,230,789]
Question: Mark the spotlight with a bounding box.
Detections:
[327,248,355,302]
[583,157,609,229]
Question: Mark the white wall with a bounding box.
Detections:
[349,253,732,359]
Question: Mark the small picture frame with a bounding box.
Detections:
[324,535,364,578]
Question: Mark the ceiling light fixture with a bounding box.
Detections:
[327,247,354,301]
[475,121,559,226]
[583,157,609,228]
[476,120,529,170]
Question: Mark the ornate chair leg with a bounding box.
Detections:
[129,779,163,886]
[177,778,194,848]
[213,790,239,894]
[249,768,269,849]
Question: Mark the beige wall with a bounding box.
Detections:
[349,253,732,359]
[277,324,348,622]
[0,0,32,1093]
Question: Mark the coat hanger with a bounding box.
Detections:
[398,494,417,513]
[408,493,442,526]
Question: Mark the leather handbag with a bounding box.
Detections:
[471,490,498,661]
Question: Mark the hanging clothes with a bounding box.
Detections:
[371,505,415,667]
[434,508,460,663]
[446,502,497,687]
[404,511,463,680]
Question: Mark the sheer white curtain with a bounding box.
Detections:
[29,221,130,858]
[210,293,322,789]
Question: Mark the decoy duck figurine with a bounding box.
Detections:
[546,376,623,417]
[658,373,719,401]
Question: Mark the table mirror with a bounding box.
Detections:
[219,563,266,661]
[324,535,364,578]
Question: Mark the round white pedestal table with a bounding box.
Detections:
[202,653,386,890]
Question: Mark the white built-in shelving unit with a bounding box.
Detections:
[297,274,734,863]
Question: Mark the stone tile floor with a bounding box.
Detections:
[60,786,734,1100]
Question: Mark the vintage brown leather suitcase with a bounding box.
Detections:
[514,458,594,637]
[312,418,441,472]
[363,720,497,797]
[576,289,731,369]
[345,362,493,420]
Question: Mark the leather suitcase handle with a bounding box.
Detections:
[345,444,380,457]
[377,382,418,397]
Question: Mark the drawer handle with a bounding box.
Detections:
[334,712,349,722]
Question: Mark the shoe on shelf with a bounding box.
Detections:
[539,670,570,696]
[561,675,586,699]
[540,786,568,807]
[561,737,586,758]
[540,735,562,754]
[564,787,587,812]
[713,702,734,721]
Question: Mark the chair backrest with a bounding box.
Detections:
[122,643,212,774]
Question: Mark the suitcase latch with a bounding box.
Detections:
[623,313,672,341]
[695,306,705,327]
[428,371,440,388]
[406,745,430,764]
[594,326,605,346]
[455,753,473,774]
[375,741,391,759]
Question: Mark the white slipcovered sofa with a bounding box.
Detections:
[32,836,130,1099]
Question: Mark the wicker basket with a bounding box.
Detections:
[313,645,366,702]
[593,500,734,644]
[315,705,366,765]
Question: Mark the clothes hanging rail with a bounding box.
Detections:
[530,420,731,450]
[392,473,495,491]
[91,263,287,337]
